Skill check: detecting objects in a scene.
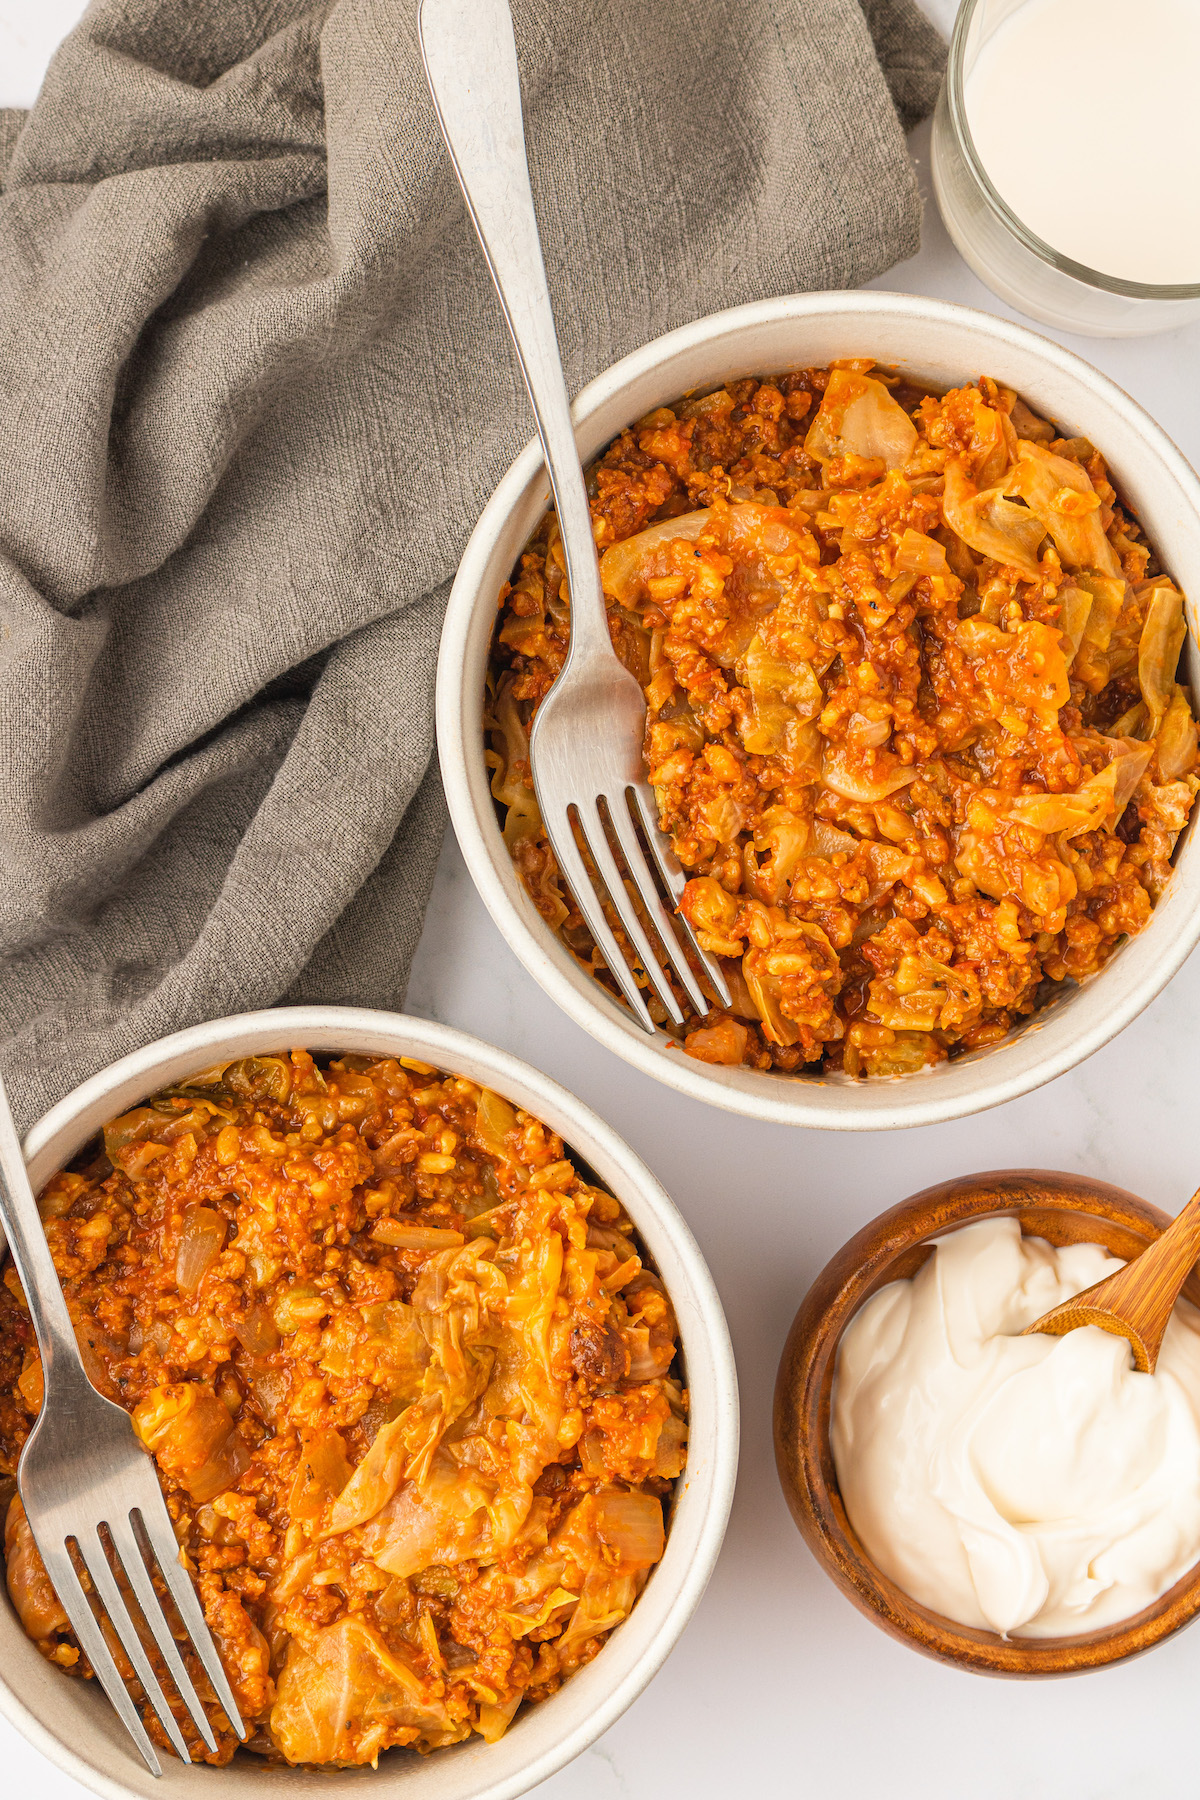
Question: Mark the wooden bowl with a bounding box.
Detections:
[774,1168,1200,1676]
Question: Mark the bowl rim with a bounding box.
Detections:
[773,1168,1200,1675]
[436,287,1200,1131]
[2,1006,739,1800]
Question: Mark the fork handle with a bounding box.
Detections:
[419,0,615,667]
[0,1073,88,1401]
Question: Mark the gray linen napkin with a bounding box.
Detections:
[0,0,944,1131]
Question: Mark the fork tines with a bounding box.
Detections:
[546,782,732,1033]
[37,1504,244,1775]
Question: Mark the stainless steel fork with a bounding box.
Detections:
[0,1072,244,1774]
[420,0,731,1032]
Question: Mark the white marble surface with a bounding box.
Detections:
[5,2,1200,1796]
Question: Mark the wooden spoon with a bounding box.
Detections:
[1024,1186,1200,1372]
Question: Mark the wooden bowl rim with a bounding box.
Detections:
[773,1168,1200,1676]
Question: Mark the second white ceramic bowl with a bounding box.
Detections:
[0,1007,738,1800]
[437,291,1200,1130]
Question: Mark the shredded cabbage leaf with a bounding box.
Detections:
[804,368,919,469]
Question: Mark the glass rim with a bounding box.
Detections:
[947,0,1200,303]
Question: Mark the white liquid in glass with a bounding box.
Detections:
[965,0,1200,287]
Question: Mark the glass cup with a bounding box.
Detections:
[931,0,1200,338]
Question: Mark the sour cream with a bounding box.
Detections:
[832,1217,1200,1637]
[964,0,1200,287]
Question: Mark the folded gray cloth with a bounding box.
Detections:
[0,0,944,1131]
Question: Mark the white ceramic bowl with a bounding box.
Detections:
[438,290,1200,1130]
[0,1007,738,1800]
